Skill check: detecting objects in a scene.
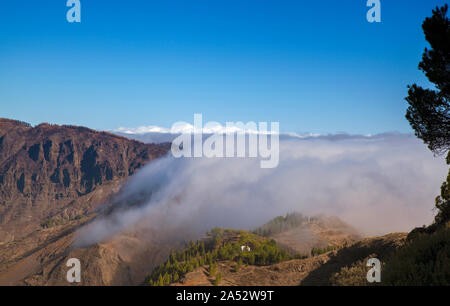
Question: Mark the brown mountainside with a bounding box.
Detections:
[0,119,170,284]
[0,118,169,240]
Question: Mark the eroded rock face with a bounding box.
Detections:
[0,118,170,240]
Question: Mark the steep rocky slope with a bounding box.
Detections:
[0,118,169,240]
[0,118,170,284]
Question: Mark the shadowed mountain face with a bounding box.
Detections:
[0,118,170,253]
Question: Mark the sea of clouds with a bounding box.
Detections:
[75,133,448,247]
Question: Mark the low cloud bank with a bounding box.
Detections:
[75,134,447,247]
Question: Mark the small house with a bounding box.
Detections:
[240,245,251,252]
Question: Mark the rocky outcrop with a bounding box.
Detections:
[0,118,170,241]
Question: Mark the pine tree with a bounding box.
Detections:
[405,5,450,155]
[235,258,243,272]
[157,274,164,286]
[214,272,222,286]
[405,5,450,225]
[173,272,179,282]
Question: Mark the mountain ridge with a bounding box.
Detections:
[0,118,171,284]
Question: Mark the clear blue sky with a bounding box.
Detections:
[0,0,447,134]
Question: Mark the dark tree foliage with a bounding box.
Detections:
[252,212,308,237]
[435,153,450,225]
[383,227,450,285]
[405,5,450,155]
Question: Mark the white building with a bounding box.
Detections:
[240,245,251,252]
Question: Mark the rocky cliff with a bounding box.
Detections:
[0,118,169,254]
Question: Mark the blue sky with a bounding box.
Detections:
[0,0,447,134]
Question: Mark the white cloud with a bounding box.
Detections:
[114,125,171,134]
[75,134,448,247]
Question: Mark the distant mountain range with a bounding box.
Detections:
[111,123,413,144]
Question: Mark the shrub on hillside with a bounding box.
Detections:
[330,259,369,286]
[383,228,450,285]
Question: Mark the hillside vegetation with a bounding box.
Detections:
[144,228,307,286]
[382,225,450,285]
[252,212,308,237]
